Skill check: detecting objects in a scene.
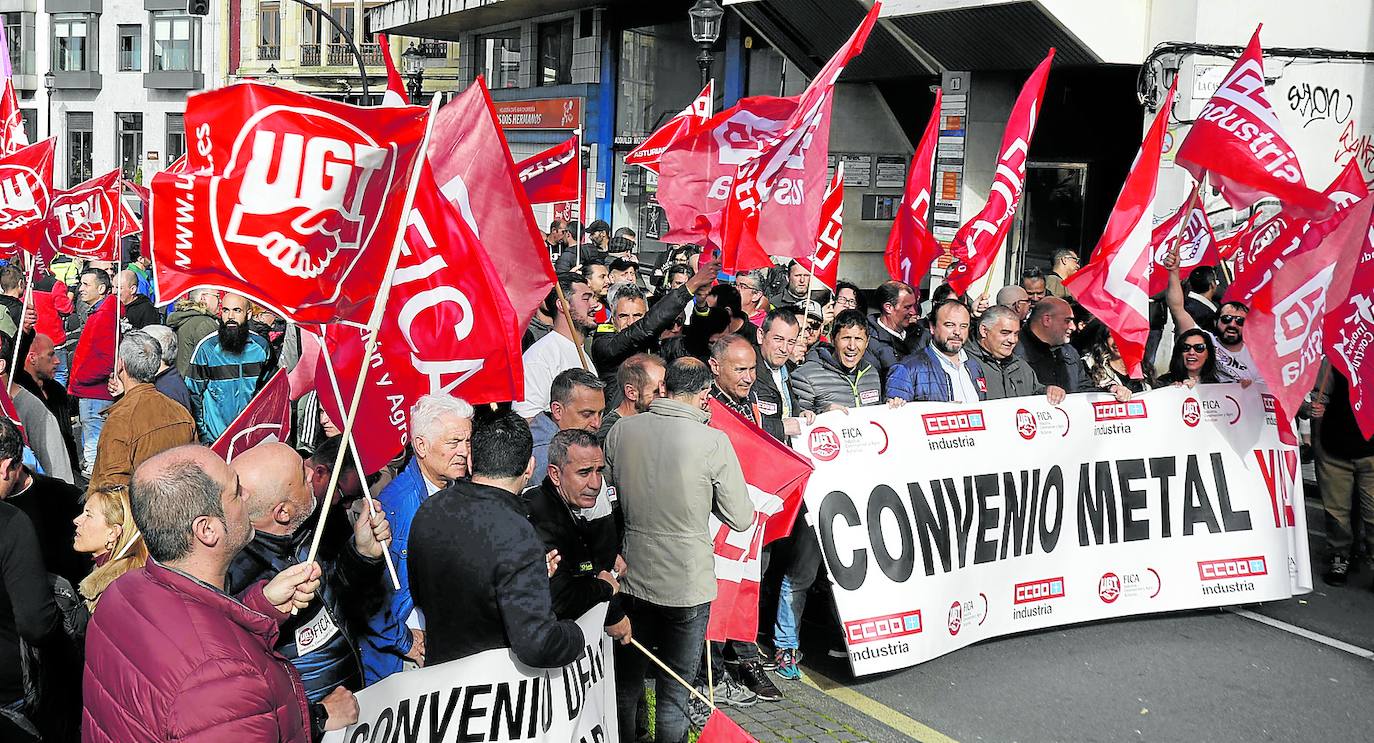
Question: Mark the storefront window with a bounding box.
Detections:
[537,19,572,86]
[477,28,521,89]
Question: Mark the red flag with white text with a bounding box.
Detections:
[947,50,1054,295]
[1247,196,1374,419]
[45,168,121,262]
[1326,251,1374,439]
[1216,211,1262,261]
[625,80,714,174]
[148,83,431,326]
[211,370,292,462]
[1147,184,1218,296]
[804,163,843,291]
[1175,26,1329,217]
[515,135,580,205]
[1064,84,1174,378]
[426,78,557,330]
[718,3,881,273]
[705,400,812,643]
[0,138,55,257]
[884,90,942,286]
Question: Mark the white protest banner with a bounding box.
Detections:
[325,606,617,743]
[796,384,1310,676]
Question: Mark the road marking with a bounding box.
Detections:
[802,666,960,743]
[1229,608,1374,660]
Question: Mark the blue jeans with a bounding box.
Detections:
[79,397,111,476]
[774,512,822,651]
[615,596,710,743]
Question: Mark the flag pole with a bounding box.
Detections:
[305,98,439,569]
[6,254,34,394]
[630,638,716,709]
[555,281,591,372]
[316,344,402,590]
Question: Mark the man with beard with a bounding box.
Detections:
[515,273,599,418]
[598,353,665,443]
[185,292,272,443]
[1162,250,1255,383]
[1014,296,1091,392]
[887,300,987,403]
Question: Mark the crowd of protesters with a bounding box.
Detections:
[0,219,1367,743]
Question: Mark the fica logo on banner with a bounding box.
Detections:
[921,409,984,452]
[1013,576,1064,621]
[1014,407,1070,441]
[1092,400,1147,436]
[945,593,988,637]
[1197,555,1267,598]
[1182,395,1243,428]
[1097,567,1162,604]
[807,424,891,461]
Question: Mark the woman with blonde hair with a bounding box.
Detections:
[73,484,148,610]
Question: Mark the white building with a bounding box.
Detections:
[3,1,228,189]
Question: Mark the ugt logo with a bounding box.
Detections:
[1181,398,1202,427]
[0,165,47,233]
[214,106,395,283]
[1016,409,1037,440]
[808,427,841,462]
[53,189,111,247]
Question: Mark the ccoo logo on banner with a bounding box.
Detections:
[796,384,1310,676]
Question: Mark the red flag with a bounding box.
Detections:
[803,162,843,291]
[165,153,189,174]
[0,77,27,156]
[947,50,1055,295]
[1175,26,1328,217]
[884,90,943,286]
[426,78,557,330]
[705,400,812,643]
[0,138,55,256]
[718,3,881,273]
[317,163,524,473]
[210,370,292,461]
[1247,196,1374,419]
[45,168,121,262]
[378,34,410,107]
[515,135,580,205]
[699,710,758,743]
[1146,185,1218,296]
[1064,84,1175,379]
[1326,252,1374,439]
[117,187,141,239]
[1216,211,1262,261]
[625,80,714,175]
[148,83,431,327]
[0,380,24,442]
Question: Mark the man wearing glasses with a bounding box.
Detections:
[736,270,772,329]
[1162,252,1255,383]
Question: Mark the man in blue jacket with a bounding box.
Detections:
[360,393,473,684]
[887,300,987,404]
[184,292,271,443]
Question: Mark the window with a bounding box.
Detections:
[118,25,142,72]
[329,6,355,43]
[53,13,93,73]
[3,14,20,74]
[67,112,93,186]
[536,19,573,86]
[166,113,185,165]
[258,2,280,59]
[116,113,143,182]
[476,28,521,89]
[151,11,198,72]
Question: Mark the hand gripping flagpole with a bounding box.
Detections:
[305,97,440,571]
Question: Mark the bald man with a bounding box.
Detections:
[225,442,392,722]
[1014,296,1091,392]
[995,285,1031,322]
[117,270,160,330]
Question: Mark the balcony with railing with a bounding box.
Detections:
[258,44,280,61]
[300,43,321,66]
[416,41,449,59]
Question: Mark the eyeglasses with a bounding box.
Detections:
[1218,314,1246,326]
[737,284,760,293]
[807,322,821,331]
[1181,342,1209,353]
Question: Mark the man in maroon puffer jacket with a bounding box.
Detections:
[82,445,357,742]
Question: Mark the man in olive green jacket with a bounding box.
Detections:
[604,357,754,743]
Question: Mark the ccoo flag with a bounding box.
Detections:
[884,90,943,286]
[803,162,844,291]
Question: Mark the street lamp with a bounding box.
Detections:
[688,0,724,90]
[401,42,425,104]
[43,71,54,138]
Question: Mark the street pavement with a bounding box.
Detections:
[722,488,1374,742]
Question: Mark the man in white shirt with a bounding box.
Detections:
[1163,251,1256,383]
[515,273,600,418]
[887,300,987,404]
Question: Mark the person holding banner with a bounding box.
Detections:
[1015,296,1092,393]
[789,310,884,414]
[886,300,986,405]
[967,305,1068,403]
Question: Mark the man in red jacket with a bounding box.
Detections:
[67,268,117,478]
[82,445,357,742]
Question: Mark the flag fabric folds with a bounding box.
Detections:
[625,80,714,174]
[0,138,55,256]
[211,370,292,462]
[45,168,122,263]
[804,163,844,291]
[884,90,943,286]
[516,135,580,205]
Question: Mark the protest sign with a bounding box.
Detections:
[796,384,1310,676]
[326,606,617,743]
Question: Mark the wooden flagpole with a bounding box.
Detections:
[305,97,440,569]
[631,638,715,709]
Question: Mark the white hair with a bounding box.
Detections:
[410,394,474,443]
[142,325,178,365]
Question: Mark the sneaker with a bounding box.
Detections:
[732,659,783,702]
[1324,554,1350,586]
[712,676,759,708]
[688,687,712,729]
[773,647,802,681]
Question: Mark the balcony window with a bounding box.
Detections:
[152,11,199,73]
[537,19,572,87]
[53,13,94,73]
[116,113,143,183]
[118,25,142,72]
[258,1,280,61]
[476,28,521,89]
[67,111,93,187]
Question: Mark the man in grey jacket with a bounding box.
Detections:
[967,306,1066,403]
[605,357,755,743]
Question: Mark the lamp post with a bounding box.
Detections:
[43,71,54,138]
[688,0,724,90]
[286,0,371,103]
[401,42,424,104]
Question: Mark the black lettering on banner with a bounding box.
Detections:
[1212,452,1253,532]
[563,662,585,721]
[908,481,951,576]
[1077,462,1120,546]
[458,684,492,742]
[431,688,462,741]
[578,723,607,743]
[869,485,915,583]
[973,473,1001,565]
[349,722,368,743]
[820,490,867,590]
[1024,468,1043,555]
[1037,466,1063,553]
[1183,454,1221,535]
[1148,456,1176,538]
[1000,470,1029,560]
[394,697,423,743]
[539,673,554,734]
[1117,458,1150,542]
[942,477,975,568]
[492,679,528,740]
[371,707,394,743]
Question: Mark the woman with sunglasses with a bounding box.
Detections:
[1156,329,1220,388]
[1161,247,1256,383]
